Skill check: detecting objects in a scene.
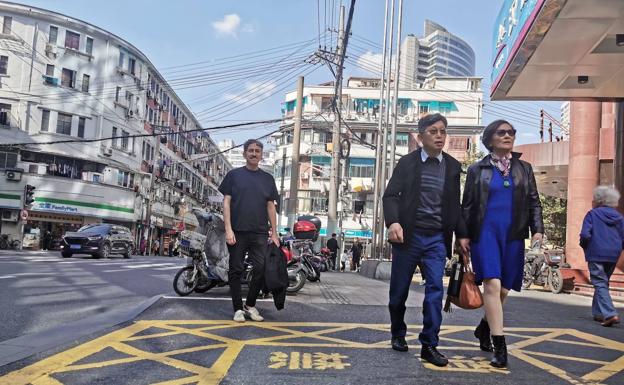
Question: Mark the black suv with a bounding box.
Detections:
[61,224,134,259]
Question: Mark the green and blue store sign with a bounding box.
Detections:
[31,197,135,221]
[491,0,544,93]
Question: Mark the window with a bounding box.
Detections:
[117,170,132,187]
[128,58,136,75]
[118,51,125,68]
[0,150,17,168]
[82,74,90,92]
[396,133,409,147]
[49,26,58,44]
[121,130,129,150]
[77,117,85,138]
[85,37,93,55]
[56,113,72,135]
[125,91,133,108]
[419,105,429,115]
[41,109,50,131]
[61,68,76,88]
[112,127,118,147]
[2,16,12,35]
[0,56,7,75]
[45,64,54,76]
[0,103,10,126]
[64,30,80,50]
[115,86,121,102]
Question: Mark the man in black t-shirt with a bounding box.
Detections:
[326,233,339,270]
[219,139,280,323]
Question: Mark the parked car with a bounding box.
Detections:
[60,224,134,259]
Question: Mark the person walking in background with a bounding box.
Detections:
[580,185,624,327]
[152,238,160,256]
[327,233,339,270]
[42,230,52,251]
[219,139,280,323]
[383,113,469,367]
[462,119,544,368]
[350,238,363,271]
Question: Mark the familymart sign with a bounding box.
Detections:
[32,197,135,221]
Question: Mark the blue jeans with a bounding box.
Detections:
[588,262,618,319]
[389,231,447,347]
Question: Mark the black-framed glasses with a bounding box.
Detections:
[424,129,447,136]
[495,128,516,137]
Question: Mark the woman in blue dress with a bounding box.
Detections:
[462,120,544,368]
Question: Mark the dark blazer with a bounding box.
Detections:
[383,148,467,258]
[462,152,544,242]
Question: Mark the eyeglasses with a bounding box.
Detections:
[424,129,447,136]
[495,128,517,137]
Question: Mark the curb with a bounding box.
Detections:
[0,294,163,368]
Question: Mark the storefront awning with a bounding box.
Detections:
[491,0,624,100]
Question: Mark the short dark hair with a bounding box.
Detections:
[418,113,447,133]
[243,139,264,152]
[331,233,337,237]
[482,119,514,152]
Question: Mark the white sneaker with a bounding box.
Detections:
[233,310,246,323]
[244,305,264,322]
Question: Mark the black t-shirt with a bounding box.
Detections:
[218,166,279,234]
[327,238,339,253]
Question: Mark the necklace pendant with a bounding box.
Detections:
[503,179,511,188]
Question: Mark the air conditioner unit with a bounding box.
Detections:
[102,147,113,156]
[126,110,134,118]
[5,169,22,181]
[155,97,161,105]
[1,210,18,222]
[404,115,413,122]
[45,43,58,57]
[42,75,59,86]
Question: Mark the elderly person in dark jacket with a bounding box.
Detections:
[580,185,624,327]
[462,119,543,368]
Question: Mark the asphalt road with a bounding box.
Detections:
[0,250,187,342]
[0,268,622,385]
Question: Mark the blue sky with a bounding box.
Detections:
[24,0,562,146]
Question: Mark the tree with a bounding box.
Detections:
[540,194,567,247]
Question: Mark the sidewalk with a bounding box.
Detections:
[1,271,622,385]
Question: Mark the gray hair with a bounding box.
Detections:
[593,185,621,207]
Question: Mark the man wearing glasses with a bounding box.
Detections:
[383,113,469,367]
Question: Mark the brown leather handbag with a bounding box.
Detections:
[444,254,483,311]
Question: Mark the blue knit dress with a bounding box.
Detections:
[470,168,525,291]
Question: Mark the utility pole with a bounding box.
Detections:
[337,6,347,252]
[278,147,287,230]
[327,1,355,239]
[371,0,391,260]
[287,76,305,229]
[540,109,544,143]
[549,121,553,142]
[145,127,161,255]
[389,0,403,177]
[377,0,396,259]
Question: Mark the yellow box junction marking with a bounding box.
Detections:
[1,321,622,385]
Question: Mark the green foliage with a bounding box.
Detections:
[460,144,485,187]
[540,193,567,247]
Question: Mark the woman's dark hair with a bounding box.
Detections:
[482,119,514,152]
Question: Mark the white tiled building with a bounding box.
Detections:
[0,3,230,250]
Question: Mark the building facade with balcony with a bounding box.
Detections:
[275,76,483,241]
[0,3,231,251]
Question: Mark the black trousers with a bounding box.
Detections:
[330,252,337,270]
[227,231,267,311]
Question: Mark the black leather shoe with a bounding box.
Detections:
[491,335,508,368]
[474,318,493,352]
[420,345,448,367]
[391,336,408,352]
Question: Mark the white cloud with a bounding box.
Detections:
[356,51,397,76]
[212,14,241,38]
[224,81,278,105]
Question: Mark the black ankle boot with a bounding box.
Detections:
[474,319,493,352]
[491,335,508,368]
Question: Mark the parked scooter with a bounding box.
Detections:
[522,242,567,294]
